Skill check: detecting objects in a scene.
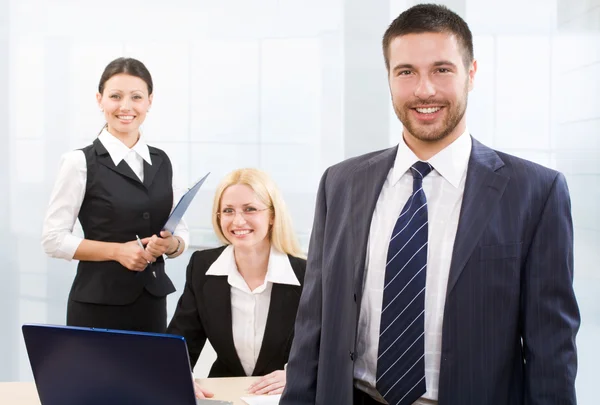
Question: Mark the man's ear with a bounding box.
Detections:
[468,59,477,91]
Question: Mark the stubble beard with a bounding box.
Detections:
[394,84,469,143]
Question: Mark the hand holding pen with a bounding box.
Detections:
[136,235,151,264]
[114,237,156,272]
[136,235,157,278]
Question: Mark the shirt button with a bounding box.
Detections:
[142,212,150,220]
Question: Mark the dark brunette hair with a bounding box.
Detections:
[98,57,153,95]
[382,4,474,70]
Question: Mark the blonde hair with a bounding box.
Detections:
[212,168,305,259]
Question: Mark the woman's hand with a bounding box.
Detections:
[116,240,156,271]
[247,370,286,395]
[142,230,178,258]
[193,380,214,399]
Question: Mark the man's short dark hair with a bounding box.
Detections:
[383,3,474,70]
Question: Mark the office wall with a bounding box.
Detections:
[0,0,18,383]
[554,0,600,403]
[1,0,598,403]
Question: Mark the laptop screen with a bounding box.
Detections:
[22,324,198,405]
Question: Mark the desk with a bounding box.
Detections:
[0,377,263,405]
[197,376,262,404]
[0,382,40,405]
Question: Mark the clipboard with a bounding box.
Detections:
[163,172,210,234]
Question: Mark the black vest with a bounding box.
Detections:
[69,139,176,305]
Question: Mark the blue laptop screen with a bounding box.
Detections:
[22,324,197,405]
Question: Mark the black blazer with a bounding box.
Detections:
[167,246,306,377]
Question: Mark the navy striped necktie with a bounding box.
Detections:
[376,161,433,405]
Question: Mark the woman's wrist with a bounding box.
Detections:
[109,242,121,261]
[166,236,181,256]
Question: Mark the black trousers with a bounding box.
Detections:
[66,289,167,333]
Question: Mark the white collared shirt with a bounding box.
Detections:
[41,129,190,259]
[206,245,300,376]
[99,128,153,182]
[354,130,472,404]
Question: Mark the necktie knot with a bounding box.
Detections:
[410,161,433,179]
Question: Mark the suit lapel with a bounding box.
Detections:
[93,139,141,184]
[253,283,301,375]
[446,138,509,296]
[350,147,397,305]
[143,149,163,189]
[202,276,246,376]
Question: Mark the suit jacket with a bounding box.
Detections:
[281,137,580,405]
[167,246,307,377]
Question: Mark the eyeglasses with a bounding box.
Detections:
[217,207,271,219]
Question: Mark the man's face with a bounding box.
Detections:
[387,32,476,143]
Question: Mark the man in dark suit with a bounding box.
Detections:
[281,4,580,405]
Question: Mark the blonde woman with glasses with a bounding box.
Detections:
[167,168,306,399]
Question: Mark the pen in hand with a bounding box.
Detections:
[135,235,151,265]
[135,235,156,278]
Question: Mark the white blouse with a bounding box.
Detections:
[41,129,190,260]
[206,245,300,376]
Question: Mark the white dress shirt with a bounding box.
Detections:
[41,129,190,260]
[205,245,300,376]
[353,130,472,404]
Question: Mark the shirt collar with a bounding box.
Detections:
[265,247,301,286]
[98,128,152,166]
[206,245,300,290]
[391,128,471,189]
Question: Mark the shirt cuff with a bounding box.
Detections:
[172,229,190,254]
[56,234,84,261]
